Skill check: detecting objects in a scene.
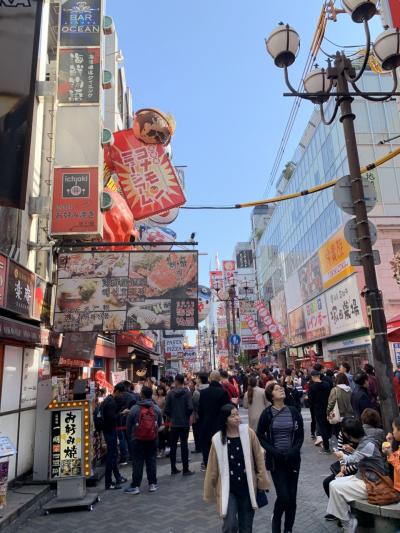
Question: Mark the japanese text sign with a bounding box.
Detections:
[243,315,265,348]
[51,167,100,236]
[236,249,253,270]
[255,300,283,340]
[222,260,236,288]
[58,48,100,104]
[54,251,198,332]
[318,228,354,289]
[303,294,330,341]
[6,260,35,318]
[109,130,186,221]
[325,275,365,335]
[51,409,83,478]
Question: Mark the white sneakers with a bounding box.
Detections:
[314,436,323,446]
[149,484,158,492]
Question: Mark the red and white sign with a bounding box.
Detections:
[243,314,265,348]
[210,270,223,290]
[51,167,101,236]
[109,130,186,221]
[256,300,283,340]
[222,260,236,287]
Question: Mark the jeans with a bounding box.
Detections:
[170,427,190,472]
[222,492,254,533]
[117,428,129,462]
[271,462,300,532]
[103,429,122,488]
[131,439,157,487]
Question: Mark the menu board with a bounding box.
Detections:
[58,47,100,104]
[51,409,83,478]
[54,251,198,331]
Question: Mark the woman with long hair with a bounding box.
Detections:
[257,382,304,533]
[204,404,269,532]
[155,385,169,458]
[327,373,353,437]
[243,376,268,431]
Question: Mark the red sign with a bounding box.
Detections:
[243,315,265,348]
[109,130,186,221]
[388,0,400,27]
[0,254,7,308]
[51,167,100,236]
[210,270,223,290]
[256,300,283,340]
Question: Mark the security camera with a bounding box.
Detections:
[48,240,56,247]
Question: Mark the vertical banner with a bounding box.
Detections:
[243,315,265,348]
[256,300,283,340]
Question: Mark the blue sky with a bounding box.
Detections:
[107,1,383,287]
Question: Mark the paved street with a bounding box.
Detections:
[10,410,339,533]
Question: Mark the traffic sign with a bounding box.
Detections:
[230,334,241,346]
[344,218,377,249]
[349,250,381,266]
[333,175,377,215]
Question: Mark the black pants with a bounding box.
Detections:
[131,439,157,487]
[315,414,331,451]
[192,421,201,452]
[271,463,300,532]
[103,429,122,488]
[323,473,336,497]
[310,405,316,436]
[202,437,211,466]
[170,427,190,472]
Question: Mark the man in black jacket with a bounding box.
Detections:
[198,370,229,470]
[102,383,128,489]
[164,374,194,476]
[351,371,374,417]
[309,370,332,453]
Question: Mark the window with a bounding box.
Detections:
[393,242,400,255]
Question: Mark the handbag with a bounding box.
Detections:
[361,468,400,506]
[328,399,341,425]
[256,489,268,508]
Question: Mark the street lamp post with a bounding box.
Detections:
[211,328,216,369]
[266,0,400,431]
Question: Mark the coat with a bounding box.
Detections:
[198,381,230,443]
[203,424,270,517]
[243,387,268,431]
[309,380,331,417]
[351,385,373,418]
[327,385,354,418]
[164,387,193,428]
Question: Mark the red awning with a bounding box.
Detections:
[388,326,400,342]
[387,313,400,329]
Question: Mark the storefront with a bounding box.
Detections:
[326,330,372,372]
[116,331,159,382]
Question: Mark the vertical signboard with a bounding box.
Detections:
[0,254,8,309]
[59,0,101,46]
[0,0,43,208]
[318,228,354,289]
[58,48,100,104]
[6,260,35,318]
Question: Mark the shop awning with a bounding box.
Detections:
[388,313,400,330]
[0,314,62,347]
[388,326,400,342]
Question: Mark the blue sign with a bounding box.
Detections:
[394,343,400,365]
[230,334,241,346]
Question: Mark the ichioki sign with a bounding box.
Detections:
[54,251,198,332]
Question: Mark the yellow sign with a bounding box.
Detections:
[318,228,354,289]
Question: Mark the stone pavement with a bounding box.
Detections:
[11,410,339,533]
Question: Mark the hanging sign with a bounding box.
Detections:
[255,300,283,340]
[60,0,101,47]
[58,47,100,104]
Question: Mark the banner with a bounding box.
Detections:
[288,307,306,346]
[243,315,265,348]
[318,228,353,289]
[255,300,283,340]
[54,251,198,331]
[303,294,330,341]
[51,167,101,236]
[109,130,186,221]
[210,270,223,290]
[58,48,100,104]
[325,275,365,335]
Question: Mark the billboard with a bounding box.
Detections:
[270,290,288,336]
[318,228,354,289]
[325,275,365,336]
[0,0,42,208]
[51,167,101,236]
[54,251,198,331]
[303,294,330,342]
[298,253,323,303]
[236,248,253,270]
[288,306,306,346]
[108,129,186,221]
[58,48,100,104]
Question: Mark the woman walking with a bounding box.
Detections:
[327,373,353,437]
[243,376,268,431]
[155,385,169,458]
[257,382,304,533]
[204,404,269,532]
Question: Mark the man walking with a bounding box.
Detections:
[191,372,209,454]
[102,383,128,490]
[198,370,229,470]
[309,370,332,453]
[125,386,162,495]
[164,374,195,476]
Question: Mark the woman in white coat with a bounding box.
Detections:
[203,404,269,532]
[243,376,268,431]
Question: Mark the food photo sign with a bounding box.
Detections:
[54,251,198,332]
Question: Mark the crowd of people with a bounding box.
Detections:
[96,362,400,533]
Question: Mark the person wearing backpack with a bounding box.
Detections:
[124,386,162,495]
[164,374,194,476]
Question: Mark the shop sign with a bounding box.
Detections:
[139,224,176,251]
[270,290,288,336]
[0,254,7,308]
[298,253,323,303]
[164,337,184,357]
[60,0,101,47]
[61,332,98,362]
[327,334,371,352]
[236,248,253,270]
[256,300,283,340]
[325,275,365,336]
[51,167,100,236]
[184,348,197,362]
[108,130,186,221]
[33,276,52,325]
[243,315,265,348]
[54,251,198,331]
[111,370,128,386]
[222,260,236,287]
[58,47,100,104]
[303,294,330,341]
[50,409,83,478]
[318,228,354,289]
[288,306,306,345]
[148,207,180,225]
[20,348,40,409]
[210,270,223,290]
[6,260,35,318]
[393,343,400,365]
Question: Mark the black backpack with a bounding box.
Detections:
[94,396,111,432]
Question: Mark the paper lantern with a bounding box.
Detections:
[132,108,176,145]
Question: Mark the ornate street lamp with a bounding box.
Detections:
[265,3,400,430]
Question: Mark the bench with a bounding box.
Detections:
[350,500,400,532]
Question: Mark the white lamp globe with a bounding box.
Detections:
[303,68,331,102]
[374,28,400,71]
[341,0,377,23]
[265,23,300,68]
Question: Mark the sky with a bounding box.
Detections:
[107,1,384,288]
